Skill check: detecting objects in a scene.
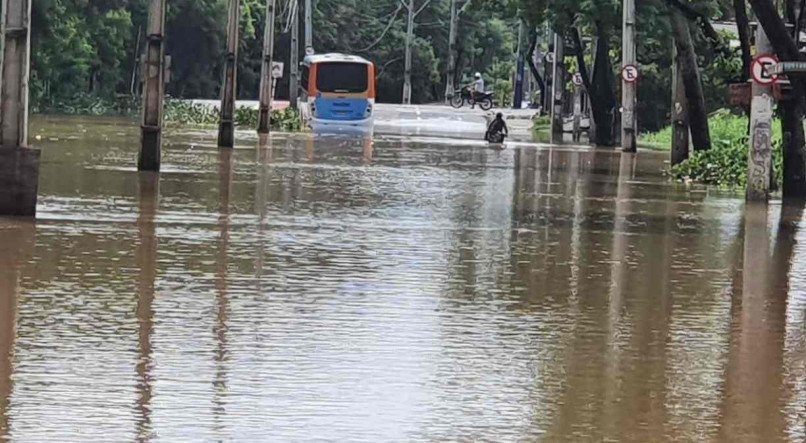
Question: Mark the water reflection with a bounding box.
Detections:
[6,116,805,441]
[213,149,232,427]
[0,221,34,440]
[135,173,159,441]
[721,202,801,441]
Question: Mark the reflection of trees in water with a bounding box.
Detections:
[135,173,159,441]
[505,148,802,440]
[0,222,34,440]
[720,202,803,442]
[212,150,233,430]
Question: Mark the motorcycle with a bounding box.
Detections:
[485,130,506,144]
[450,86,494,111]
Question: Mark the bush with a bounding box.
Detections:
[163,99,303,132]
[670,111,783,188]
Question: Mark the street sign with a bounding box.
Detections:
[545,52,555,63]
[573,73,584,86]
[751,55,778,85]
[768,60,806,76]
[621,64,639,83]
[271,61,284,79]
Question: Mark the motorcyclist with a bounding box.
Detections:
[485,112,509,143]
[469,72,485,108]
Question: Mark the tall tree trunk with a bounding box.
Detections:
[781,100,806,197]
[749,0,802,61]
[526,32,546,109]
[734,0,753,81]
[669,8,711,151]
[575,24,616,146]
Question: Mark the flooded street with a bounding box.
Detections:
[0,115,804,441]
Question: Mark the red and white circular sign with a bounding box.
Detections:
[621,64,639,83]
[752,55,779,85]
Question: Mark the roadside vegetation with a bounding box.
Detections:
[650,112,785,188]
[163,100,303,132]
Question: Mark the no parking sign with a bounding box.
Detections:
[752,55,778,85]
[621,64,639,83]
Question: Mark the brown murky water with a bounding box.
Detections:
[0,115,803,441]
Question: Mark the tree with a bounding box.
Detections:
[668,4,711,151]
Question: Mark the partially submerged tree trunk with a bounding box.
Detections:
[781,100,806,197]
[669,8,711,151]
[571,25,616,146]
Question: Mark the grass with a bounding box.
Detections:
[531,115,551,142]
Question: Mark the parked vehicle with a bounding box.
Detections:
[450,86,494,111]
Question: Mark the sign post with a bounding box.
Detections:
[751,54,779,86]
[747,35,776,201]
[621,0,637,152]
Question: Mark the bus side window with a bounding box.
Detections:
[299,65,311,101]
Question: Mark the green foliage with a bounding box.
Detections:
[670,112,783,188]
[30,0,522,107]
[163,100,302,132]
[32,94,139,116]
[531,114,551,142]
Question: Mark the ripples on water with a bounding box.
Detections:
[0,116,803,441]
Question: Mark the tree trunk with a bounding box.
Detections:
[734,0,752,81]
[402,0,414,104]
[526,32,546,109]
[669,8,711,151]
[749,0,802,61]
[444,0,457,102]
[576,24,617,146]
[781,100,806,197]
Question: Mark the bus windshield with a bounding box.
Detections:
[316,62,368,93]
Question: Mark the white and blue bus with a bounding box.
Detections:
[300,53,377,132]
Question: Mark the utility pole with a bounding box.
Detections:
[513,20,526,109]
[550,32,565,143]
[139,0,167,171]
[621,0,637,152]
[403,0,415,105]
[0,0,40,216]
[671,42,689,165]
[544,31,554,113]
[258,0,276,134]
[747,25,774,201]
[445,0,458,103]
[218,0,240,148]
[289,0,299,109]
[304,0,313,53]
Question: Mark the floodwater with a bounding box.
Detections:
[0,115,804,442]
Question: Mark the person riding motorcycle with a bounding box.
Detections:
[467,72,485,109]
[486,112,509,143]
[471,72,487,108]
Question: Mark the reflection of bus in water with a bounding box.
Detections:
[300,53,376,132]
